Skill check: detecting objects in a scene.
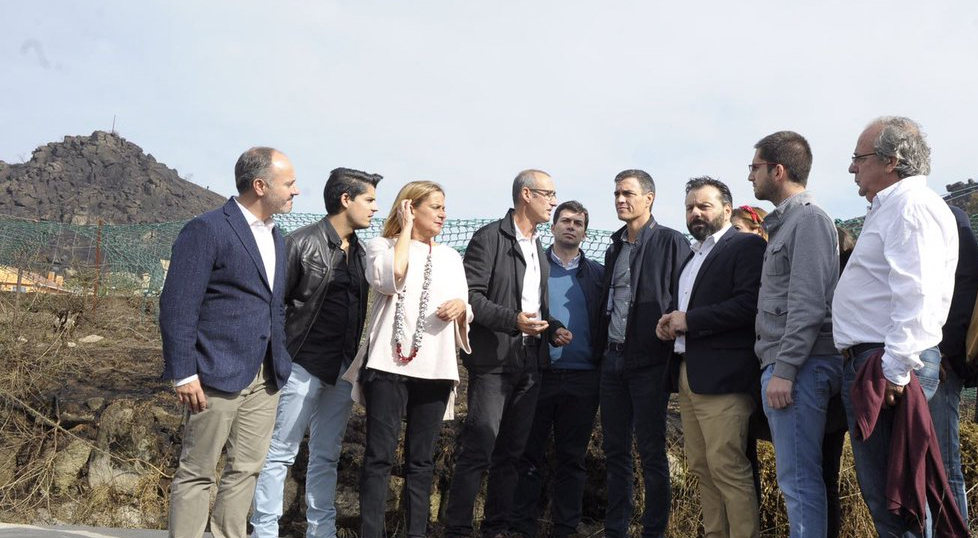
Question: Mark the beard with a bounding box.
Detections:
[687,213,725,241]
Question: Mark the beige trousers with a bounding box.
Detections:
[678,362,759,538]
[168,362,280,538]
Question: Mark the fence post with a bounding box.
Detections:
[92,218,103,312]
[15,266,23,310]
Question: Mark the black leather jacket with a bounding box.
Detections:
[284,217,367,357]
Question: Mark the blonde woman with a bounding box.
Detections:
[345,181,471,538]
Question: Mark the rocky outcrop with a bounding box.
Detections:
[0,131,225,224]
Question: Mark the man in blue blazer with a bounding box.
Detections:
[160,146,299,538]
[657,177,765,538]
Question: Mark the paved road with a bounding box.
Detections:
[0,524,211,538]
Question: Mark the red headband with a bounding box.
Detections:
[739,205,762,224]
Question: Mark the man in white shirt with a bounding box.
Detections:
[657,177,765,538]
[444,170,570,538]
[833,116,958,538]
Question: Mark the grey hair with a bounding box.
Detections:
[512,169,549,206]
[870,116,931,178]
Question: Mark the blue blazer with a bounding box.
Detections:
[160,198,291,393]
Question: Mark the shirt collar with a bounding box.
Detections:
[871,175,927,211]
[513,216,538,242]
[549,248,581,269]
[690,223,730,253]
[235,198,276,231]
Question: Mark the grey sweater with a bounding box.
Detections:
[755,191,840,380]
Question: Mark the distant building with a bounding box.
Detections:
[0,266,66,293]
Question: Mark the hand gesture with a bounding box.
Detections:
[552,327,573,347]
[516,311,549,336]
[397,199,415,234]
[436,299,467,322]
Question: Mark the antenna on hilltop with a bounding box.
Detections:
[111,115,117,134]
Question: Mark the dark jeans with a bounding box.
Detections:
[444,348,542,537]
[510,368,600,538]
[599,349,671,538]
[360,370,452,538]
[822,393,847,538]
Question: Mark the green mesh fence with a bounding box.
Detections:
[3,192,977,297]
[0,213,614,296]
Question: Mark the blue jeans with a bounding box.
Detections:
[761,354,843,538]
[599,350,671,538]
[928,358,969,532]
[842,346,941,538]
[251,363,354,538]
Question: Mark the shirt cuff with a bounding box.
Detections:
[174,374,199,387]
[880,351,912,386]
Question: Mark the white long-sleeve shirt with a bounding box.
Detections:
[832,176,958,385]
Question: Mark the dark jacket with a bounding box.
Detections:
[851,349,969,538]
[546,246,606,365]
[666,227,765,394]
[283,217,368,358]
[160,198,291,392]
[462,209,555,372]
[939,205,978,386]
[596,217,692,368]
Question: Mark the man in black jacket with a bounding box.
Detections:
[251,168,381,538]
[510,201,605,538]
[599,169,691,538]
[657,177,765,538]
[930,204,978,528]
[444,169,570,538]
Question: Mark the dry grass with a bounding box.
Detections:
[1,291,977,536]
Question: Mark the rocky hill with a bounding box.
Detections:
[0,131,225,224]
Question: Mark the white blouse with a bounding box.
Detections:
[344,236,472,418]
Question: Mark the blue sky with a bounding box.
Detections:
[3,1,977,231]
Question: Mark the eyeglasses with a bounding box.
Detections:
[851,152,876,164]
[528,188,558,200]
[747,162,777,172]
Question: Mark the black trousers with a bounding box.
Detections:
[360,370,452,538]
[510,368,600,538]
[444,345,542,537]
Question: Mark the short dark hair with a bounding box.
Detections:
[685,176,733,207]
[323,167,383,215]
[754,131,812,186]
[553,200,589,229]
[234,147,278,194]
[512,169,549,206]
[614,169,655,195]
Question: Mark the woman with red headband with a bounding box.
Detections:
[731,205,769,240]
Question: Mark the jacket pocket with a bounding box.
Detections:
[764,241,790,276]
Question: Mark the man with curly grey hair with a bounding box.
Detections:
[833,116,967,537]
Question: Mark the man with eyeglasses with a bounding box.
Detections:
[444,170,570,538]
[749,131,842,538]
[596,169,691,538]
[833,117,966,537]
